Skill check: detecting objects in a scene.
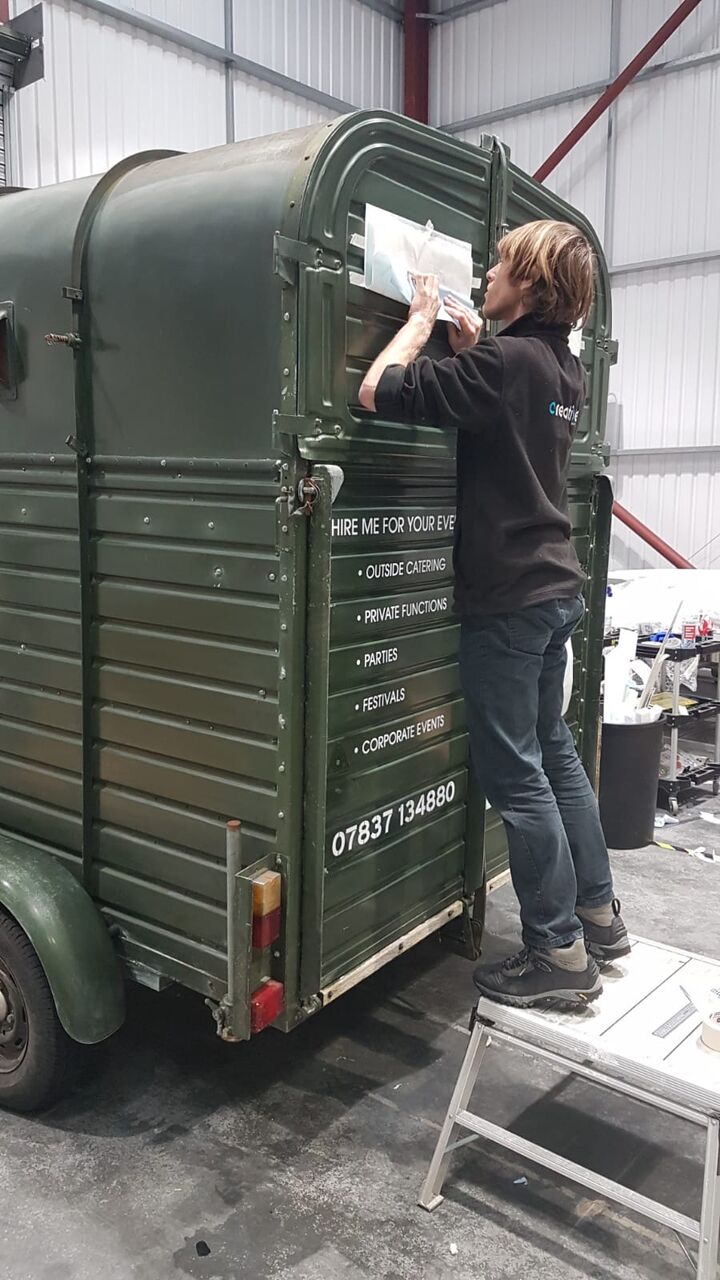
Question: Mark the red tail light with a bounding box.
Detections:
[250,979,284,1033]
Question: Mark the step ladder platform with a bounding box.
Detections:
[475,937,720,1112]
[419,939,720,1279]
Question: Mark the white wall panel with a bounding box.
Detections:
[609,455,720,570]
[610,262,720,451]
[233,75,335,141]
[611,62,720,265]
[10,0,224,41]
[8,0,226,187]
[233,0,402,111]
[459,96,607,235]
[111,0,224,44]
[619,0,720,68]
[430,0,611,127]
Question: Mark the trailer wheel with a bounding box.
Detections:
[0,911,79,1112]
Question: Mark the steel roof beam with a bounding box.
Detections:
[442,45,720,133]
[67,0,358,114]
[355,0,404,20]
[417,0,508,21]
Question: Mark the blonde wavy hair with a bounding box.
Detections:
[497,220,594,327]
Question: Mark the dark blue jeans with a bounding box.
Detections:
[460,595,614,950]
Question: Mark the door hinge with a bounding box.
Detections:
[273,232,341,284]
[273,409,313,434]
[596,336,619,365]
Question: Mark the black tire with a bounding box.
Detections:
[0,910,79,1112]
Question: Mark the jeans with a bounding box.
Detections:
[459,595,614,950]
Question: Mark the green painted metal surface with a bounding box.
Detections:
[0,834,125,1043]
[0,111,613,1034]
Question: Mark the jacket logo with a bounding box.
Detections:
[548,401,580,425]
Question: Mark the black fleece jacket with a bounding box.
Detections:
[375,313,586,616]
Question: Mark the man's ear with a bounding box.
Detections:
[519,277,536,310]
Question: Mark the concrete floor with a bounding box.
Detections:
[2,795,720,1280]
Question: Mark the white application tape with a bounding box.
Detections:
[701,1011,720,1052]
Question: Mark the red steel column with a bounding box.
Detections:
[0,2,10,25]
[403,0,429,124]
[613,502,695,569]
[534,0,703,182]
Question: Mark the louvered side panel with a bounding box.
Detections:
[0,466,83,855]
[90,466,281,989]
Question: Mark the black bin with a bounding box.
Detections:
[598,719,664,849]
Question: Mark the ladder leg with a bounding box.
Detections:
[418,1019,490,1211]
[697,1117,720,1280]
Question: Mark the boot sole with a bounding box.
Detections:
[474,978,603,1010]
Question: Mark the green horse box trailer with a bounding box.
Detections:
[0,110,614,1110]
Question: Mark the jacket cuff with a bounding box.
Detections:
[374,364,407,418]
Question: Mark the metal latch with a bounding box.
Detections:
[65,434,89,460]
[45,332,82,350]
[296,477,319,516]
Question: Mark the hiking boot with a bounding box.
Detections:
[473,947,603,1009]
[475,946,530,977]
[579,898,631,967]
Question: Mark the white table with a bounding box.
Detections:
[419,938,720,1278]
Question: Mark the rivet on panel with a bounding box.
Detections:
[356,615,361,622]
[281,525,289,534]
[283,312,291,322]
[278,811,285,820]
[259,689,267,698]
[334,426,342,436]
[268,572,276,582]
[281,574,287,583]
[143,516,150,525]
[50,455,56,463]
[357,570,362,577]
[356,659,361,666]
[283,368,290,376]
[20,508,27,516]
[208,521,215,530]
[214,567,223,578]
[280,667,287,680]
[278,764,285,774]
[160,459,167,467]
[280,623,287,632]
[354,704,359,711]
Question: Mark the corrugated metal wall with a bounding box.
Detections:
[0,91,6,186]
[7,0,402,185]
[431,0,720,570]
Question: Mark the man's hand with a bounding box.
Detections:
[358,273,439,412]
[408,273,441,328]
[445,298,484,354]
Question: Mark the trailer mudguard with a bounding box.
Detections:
[0,834,125,1044]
